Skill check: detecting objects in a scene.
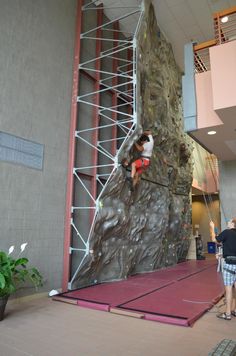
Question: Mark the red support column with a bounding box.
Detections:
[127,47,133,127]
[90,6,103,219]
[111,21,119,156]
[62,0,83,292]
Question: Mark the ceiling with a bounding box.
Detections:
[100,0,236,161]
[101,0,236,70]
[153,0,236,71]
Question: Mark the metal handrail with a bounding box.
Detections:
[194,6,236,72]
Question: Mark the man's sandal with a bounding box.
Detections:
[217,312,231,320]
[231,311,236,317]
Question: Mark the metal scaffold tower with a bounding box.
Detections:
[63,0,144,290]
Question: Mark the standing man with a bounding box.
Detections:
[210,218,236,320]
[129,129,154,191]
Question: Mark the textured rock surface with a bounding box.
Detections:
[73,1,193,287]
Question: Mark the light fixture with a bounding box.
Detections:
[207,130,216,135]
[221,16,228,23]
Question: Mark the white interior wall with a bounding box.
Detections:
[219,160,236,229]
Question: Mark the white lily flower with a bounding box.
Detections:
[8,245,15,255]
[20,243,28,253]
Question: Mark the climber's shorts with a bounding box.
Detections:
[134,157,150,175]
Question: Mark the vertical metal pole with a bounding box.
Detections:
[216,14,221,44]
[90,6,103,209]
[62,0,83,292]
[127,47,133,127]
[111,21,119,155]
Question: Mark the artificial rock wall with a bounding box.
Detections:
[73,2,193,287]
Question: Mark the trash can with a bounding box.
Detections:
[207,242,216,254]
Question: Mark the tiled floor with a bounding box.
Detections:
[0,293,235,356]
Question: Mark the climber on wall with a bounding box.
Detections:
[122,129,154,191]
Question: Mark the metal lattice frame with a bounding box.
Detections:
[63,0,144,290]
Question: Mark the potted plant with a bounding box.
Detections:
[0,243,43,321]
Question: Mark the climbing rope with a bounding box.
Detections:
[206,153,228,224]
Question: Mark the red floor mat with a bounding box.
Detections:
[120,265,224,326]
[62,260,216,306]
[56,260,224,326]
[63,278,173,306]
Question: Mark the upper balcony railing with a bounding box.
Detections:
[194,6,236,73]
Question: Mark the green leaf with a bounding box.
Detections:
[0,251,7,260]
[14,258,29,266]
[0,273,6,289]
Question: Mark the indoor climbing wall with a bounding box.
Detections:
[73,1,193,287]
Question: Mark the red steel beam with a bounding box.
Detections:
[81,69,132,103]
[90,6,103,218]
[111,21,119,156]
[127,47,133,127]
[62,0,83,292]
